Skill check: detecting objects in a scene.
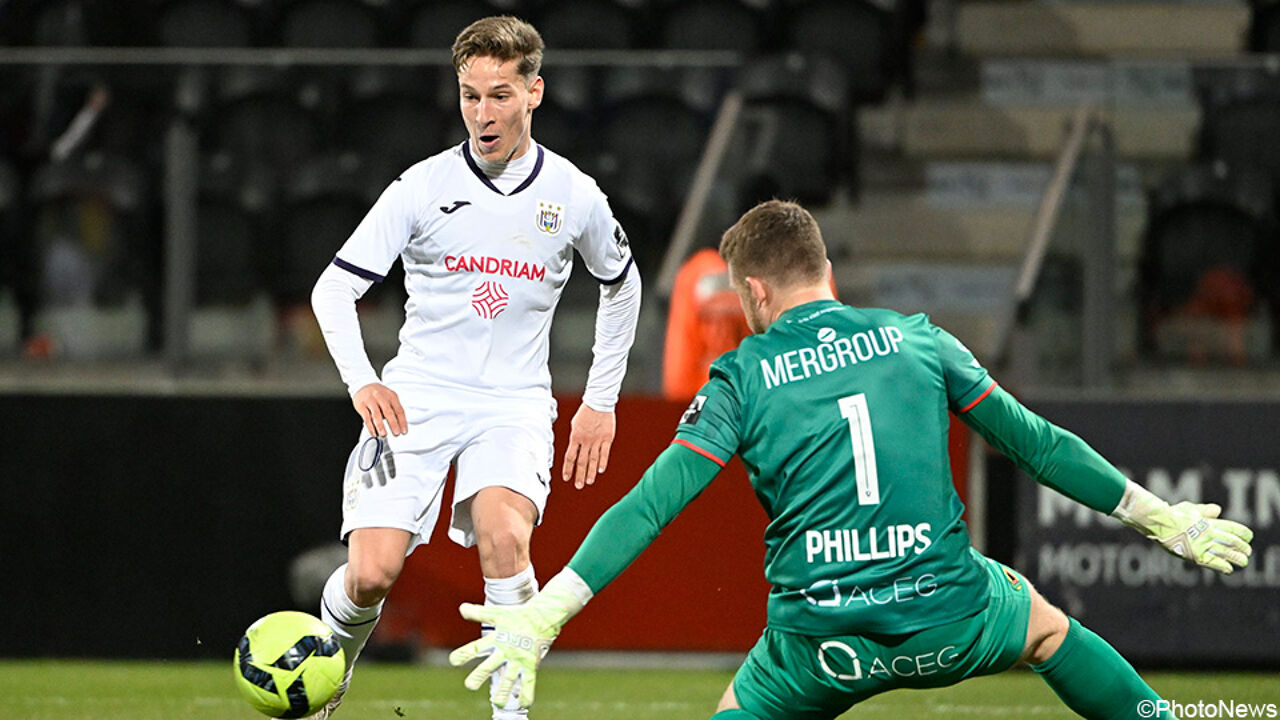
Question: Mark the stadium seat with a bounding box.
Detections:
[786,0,895,104]
[27,151,153,358]
[598,64,731,118]
[337,90,447,169]
[206,67,323,170]
[23,0,152,46]
[155,0,254,47]
[277,152,384,304]
[194,152,274,307]
[277,0,382,47]
[659,0,763,52]
[405,0,497,49]
[735,53,854,205]
[531,95,593,161]
[0,159,21,354]
[1249,0,1280,52]
[1138,162,1277,364]
[595,94,707,220]
[183,152,280,359]
[278,152,405,357]
[1198,94,1280,183]
[537,0,636,49]
[540,63,595,115]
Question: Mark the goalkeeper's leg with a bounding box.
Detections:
[1024,587,1170,719]
[710,680,761,719]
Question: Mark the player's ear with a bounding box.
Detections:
[745,276,769,307]
[528,76,544,111]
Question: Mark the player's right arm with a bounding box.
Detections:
[311,168,420,437]
[934,324,1252,573]
[312,267,404,438]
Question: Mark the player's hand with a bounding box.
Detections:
[351,382,407,438]
[1113,481,1253,574]
[449,570,592,708]
[562,404,615,489]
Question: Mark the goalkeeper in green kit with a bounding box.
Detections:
[449,200,1254,719]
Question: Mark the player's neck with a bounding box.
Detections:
[473,138,537,179]
[767,285,836,325]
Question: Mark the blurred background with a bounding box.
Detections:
[1,0,1277,672]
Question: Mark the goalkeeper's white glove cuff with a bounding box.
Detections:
[539,568,594,622]
[1110,479,1165,533]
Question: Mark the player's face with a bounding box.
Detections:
[458,56,543,164]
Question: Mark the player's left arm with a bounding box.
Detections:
[961,384,1253,573]
[562,197,641,489]
[930,322,1253,574]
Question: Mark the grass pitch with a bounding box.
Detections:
[0,660,1276,719]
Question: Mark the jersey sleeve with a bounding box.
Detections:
[573,190,633,285]
[331,172,419,282]
[670,356,744,466]
[567,443,724,593]
[931,323,997,414]
[960,384,1126,514]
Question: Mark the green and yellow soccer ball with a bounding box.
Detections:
[233,611,345,718]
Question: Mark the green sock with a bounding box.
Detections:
[1032,617,1169,719]
[709,711,756,719]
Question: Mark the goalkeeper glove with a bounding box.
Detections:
[1111,480,1254,574]
[448,568,593,707]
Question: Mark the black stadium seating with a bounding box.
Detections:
[0,0,901,358]
[1138,162,1278,361]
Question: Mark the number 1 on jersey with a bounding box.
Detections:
[838,393,880,505]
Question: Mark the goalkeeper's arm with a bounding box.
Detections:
[449,443,724,707]
[960,384,1253,573]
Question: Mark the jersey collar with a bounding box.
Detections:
[778,299,843,325]
[461,140,544,196]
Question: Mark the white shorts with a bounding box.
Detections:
[338,395,555,551]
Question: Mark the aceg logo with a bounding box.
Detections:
[1139,699,1278,718]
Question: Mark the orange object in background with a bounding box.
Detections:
[662,248,841,401]
[662,248,752,401]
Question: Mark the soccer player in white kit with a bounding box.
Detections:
[307,16,641,719]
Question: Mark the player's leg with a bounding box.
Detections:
[1024,586,1170,719]
[318,418,455,718]
[321,527,413,668]
[314,527,413,720]
[711,681,759,718]
[470,488,540,720]
[452,420,552,720]
[471,486,539,580]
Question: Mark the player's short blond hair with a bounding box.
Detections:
[451,16,544,84]
[719,200,829,288]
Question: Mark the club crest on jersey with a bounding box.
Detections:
[536,200,564,235]
[1002,566,1023,591]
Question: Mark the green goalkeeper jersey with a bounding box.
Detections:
[568,299,1126,637]
[672,300,992,635]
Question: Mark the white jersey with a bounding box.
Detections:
[331,141,633,404]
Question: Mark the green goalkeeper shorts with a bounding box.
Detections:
[732,549,1032,720]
